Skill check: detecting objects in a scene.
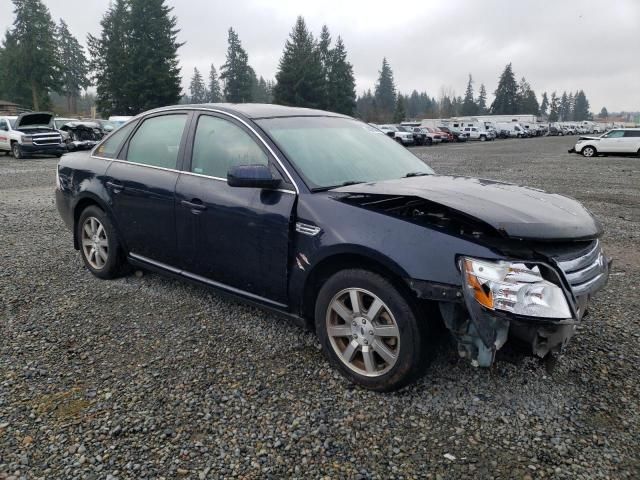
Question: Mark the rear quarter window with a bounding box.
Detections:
[94,121,137,159]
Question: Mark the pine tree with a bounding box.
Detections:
[573,90,591,121]
[490,63,518,114]
[567,92,575,121]
[374,58,396,121]
[88,0,130,116]
[56,19,89,113]
[461,74,477,115]
[318,24,331,109]
[4,0,60,110]
[393,94,406,123]
[273,17,325,108]
[476,84,487,114]
[540,92,549,117]
[325,36,356,115]
[189,67,207,103]
[208,64,222,102]
[559,92,570,121]
[549,92,559,122]
[220,28,253,103]
[356,89,377,122]
[125,0,183,113]
[598,107,608,120]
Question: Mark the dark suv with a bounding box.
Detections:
[55,104,610,391]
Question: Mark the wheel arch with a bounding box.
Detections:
[72,194,118,250]
[299,250,415,326]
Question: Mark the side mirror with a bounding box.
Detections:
[227,164,281,189]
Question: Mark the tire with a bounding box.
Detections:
[480,135,486,142]
[315,269,430,391]
[582,146,597,158]
[77,205,126,279]
[11,142,23,159]
[426,137,433,146]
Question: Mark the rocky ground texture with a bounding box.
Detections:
[0,136,638,479]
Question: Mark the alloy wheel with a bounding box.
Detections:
[326,288,400,377]
[81,216,109,269]
[583,147,595,157]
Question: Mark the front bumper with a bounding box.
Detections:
[21,143,67,155]
[426,245,611,367]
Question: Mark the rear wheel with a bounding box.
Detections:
[315,269,430,391]
[582,146,597,157]
[77,205,126,279]
[480,135,486,142]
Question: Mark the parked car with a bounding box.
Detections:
[438,126,466,142]
[56,104,611,391]
[378,125,414,145]
[435,128,454,143]
[58,120,106,150]
[423,127,443,144]
[407,126,430,146]
[94,119,118,133]
[462,126,491,141]
[0,112,66,159]
[569,128,640,157]
[108,115,133,127]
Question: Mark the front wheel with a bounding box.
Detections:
[480,135,486,142]
[12,143,23,159]
[77,205,126,279]
[315,269,430,391]
[582,146,597,157]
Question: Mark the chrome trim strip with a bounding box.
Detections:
[557,240,600,272]
[90,106,301,194]
[295,222,321,236]
[97,156,295,195]
[129,252,288,308]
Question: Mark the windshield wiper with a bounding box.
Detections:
[311,180,366,192]
[404,172,429,178]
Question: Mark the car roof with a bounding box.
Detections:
[161,103,349,120]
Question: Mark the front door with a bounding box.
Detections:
[105,112,190,266]
[599,130,625,152]
[175,113,295,305]
[0,119,10,151]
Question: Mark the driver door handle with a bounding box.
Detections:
[181,198,207,213]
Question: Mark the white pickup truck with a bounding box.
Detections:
[0,112,66,159]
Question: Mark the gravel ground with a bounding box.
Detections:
[0,136,638,479]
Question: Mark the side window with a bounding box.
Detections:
[623,130,640,138]
[127,114,187,169]
[191,115,268,178]
[95,121,137,158]
[605,130,624,138]
[0,120,7,131]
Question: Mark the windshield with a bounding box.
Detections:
[257,116,434,190]
[8,118,16,128]
[54,120,72,129]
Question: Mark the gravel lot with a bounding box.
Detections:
[1,136,638,479]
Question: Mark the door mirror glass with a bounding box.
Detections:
[227,164,281,189]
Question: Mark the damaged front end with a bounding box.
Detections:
[60,122,105,150]
[434,241,610,367]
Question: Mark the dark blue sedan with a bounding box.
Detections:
[56,104,610,390]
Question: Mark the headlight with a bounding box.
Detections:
[460,257,571,319]
[22,136,33,145]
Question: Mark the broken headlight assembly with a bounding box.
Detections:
[460,257,572,319]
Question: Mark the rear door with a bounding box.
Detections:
[622,130,640,153]
[104,112,191,266]
[175,112,296,305]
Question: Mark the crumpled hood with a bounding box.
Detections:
[15,112,54,128]
[333,175,602,241]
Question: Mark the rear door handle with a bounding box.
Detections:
[181,199,207,213]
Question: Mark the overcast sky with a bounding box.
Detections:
[1,0,638,112]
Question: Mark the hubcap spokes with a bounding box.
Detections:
[326,288,400,377]
[81,216,108,270]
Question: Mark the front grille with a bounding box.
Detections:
[554,240,608,296]
[33,133,62,146]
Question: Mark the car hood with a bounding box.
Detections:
[15,112,54,128]
[333,175,602,241]
[578,135,601,141]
